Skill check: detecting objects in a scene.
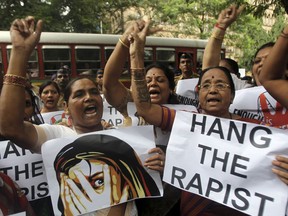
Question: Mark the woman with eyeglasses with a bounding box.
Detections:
[128,18,261,216]
[202,4,288,129]
[203,5,288,188]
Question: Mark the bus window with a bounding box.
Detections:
[42,45,70,77]
[105,46,129,74]
[75,46,100,76]
[197,49,204,72]
[144,47,153,67]
[28,62,39,78]
[156,48,175,70]
[104,46,114,62]
[7,45,39,77]
[27,50,39,78]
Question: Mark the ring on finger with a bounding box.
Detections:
[160,161,163,166]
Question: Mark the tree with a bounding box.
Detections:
[0,0,287,72]
[248,0,288,17]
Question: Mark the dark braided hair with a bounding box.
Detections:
[25,87,44,125]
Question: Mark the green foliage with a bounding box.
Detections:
[229,13,287,70]
[0,0,287,72]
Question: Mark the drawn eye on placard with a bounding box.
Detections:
[53,134,160,215]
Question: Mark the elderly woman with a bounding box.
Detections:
[0,16,140,216]
[128,19,283,215]
[203,5,288,186]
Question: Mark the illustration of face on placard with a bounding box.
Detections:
[54,134,160,215]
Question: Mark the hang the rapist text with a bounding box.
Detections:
[163,111,288,216]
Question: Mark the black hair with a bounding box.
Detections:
[25,87,44,125]
[251,42,275,86]
[96,68,104,76]
[198,66,235,96]
[56,65,70,75]
[252,42,275,63]
[145,63,179,104]
[39,80,60,96]
[221,58,240,78]
[63,77,98,103]
[179,52,192,60]
[54,134,160,214]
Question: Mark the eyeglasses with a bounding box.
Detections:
[198,82,231,91]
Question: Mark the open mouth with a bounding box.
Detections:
[84,105,97,116]
[46,99,55,104]
[149,89,160,98]
[207,98,220,103]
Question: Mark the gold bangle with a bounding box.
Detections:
[119,38,129,49]
[3,74,27,88]
[131,68,145,74]
[211,29,225,40]
[211,33,224,40]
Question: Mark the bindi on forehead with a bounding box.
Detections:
[202,72,229,83]
[203,75,215,80]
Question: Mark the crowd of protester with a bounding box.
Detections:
[0,4,288,216]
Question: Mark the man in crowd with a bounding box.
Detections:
[96,69,104,94]
[55,65,70,93]
[174,52,199,87]
[54,65,70,109]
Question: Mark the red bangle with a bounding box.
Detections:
[215,23,226,31]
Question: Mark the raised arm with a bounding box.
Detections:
[0,17,43,150]
[103,22,144,118]
[202,5,244,69]
[259,25,288,109]
[129,21,163,127]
